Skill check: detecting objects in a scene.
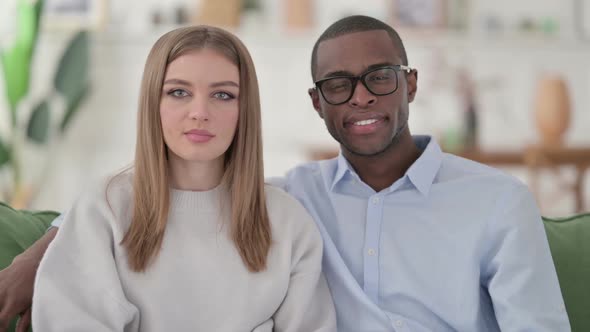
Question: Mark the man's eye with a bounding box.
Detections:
[369,75,392,81]
[326,80,350,91]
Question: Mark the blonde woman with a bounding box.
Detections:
[32,26,336,331]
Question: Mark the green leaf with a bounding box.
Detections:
[0,46,29,121]
[27,100,51,144]
[17,0,44,52]
[54,31,90,103]
[60,82,90,132]
[0,138,10,168]
[0,0,44,125]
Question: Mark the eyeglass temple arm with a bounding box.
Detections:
[399,65,413,73]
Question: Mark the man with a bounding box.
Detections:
[276,15,569,331]
[0,15,570,332]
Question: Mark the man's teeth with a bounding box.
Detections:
[354,119,378,126]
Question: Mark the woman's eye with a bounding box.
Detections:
[213,92,235,100]
[168,89,189,98]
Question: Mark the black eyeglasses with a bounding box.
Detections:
[313,65,413,105]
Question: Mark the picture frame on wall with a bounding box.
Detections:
[43,0,107,30]
[390,0,446,29]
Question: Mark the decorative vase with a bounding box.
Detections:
[533,75,571,147]
[285,0,313,30]
[195,0,242,28]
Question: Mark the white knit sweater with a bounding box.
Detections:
[32,173,336,331]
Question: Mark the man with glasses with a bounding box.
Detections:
[273,15,570,331]
[0,15,571,332]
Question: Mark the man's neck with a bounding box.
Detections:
[343,132,422,192]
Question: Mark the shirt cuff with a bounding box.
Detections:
[49,213,65,229]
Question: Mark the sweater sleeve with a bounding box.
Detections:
[272,199,336,332]
[32,181,139,332]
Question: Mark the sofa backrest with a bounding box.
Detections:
[543,213,590,332]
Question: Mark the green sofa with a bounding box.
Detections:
[0,203,589,331]
[0,202,58,332]
[543,213,590,332]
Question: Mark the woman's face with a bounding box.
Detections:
[160,49,240,169]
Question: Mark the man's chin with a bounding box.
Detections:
[343,144,390,158]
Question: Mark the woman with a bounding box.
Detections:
[32,26,336,331]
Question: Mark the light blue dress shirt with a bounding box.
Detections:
[272,136,570,332]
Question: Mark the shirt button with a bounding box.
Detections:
[395,319,404,327]
[367,248,376,256]
[372,197,380,204]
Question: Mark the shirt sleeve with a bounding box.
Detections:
[49,212,65,228]
[32,185,139,331]
[481,183,571,331]
[272,201,337,332]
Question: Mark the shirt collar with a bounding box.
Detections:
[405,135,443,196]
[331,151,352,190]
[330,135,443,195]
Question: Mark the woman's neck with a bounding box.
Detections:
[168,155,224,191]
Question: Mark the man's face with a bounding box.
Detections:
[310,30,417,157]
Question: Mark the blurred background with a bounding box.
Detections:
[1,0,589,216]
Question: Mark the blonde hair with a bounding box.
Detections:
[122,26,271,272]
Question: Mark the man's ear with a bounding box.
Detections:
[407,69,418,103]
[308,88,324,118]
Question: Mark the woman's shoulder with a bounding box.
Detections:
[264,185,320,238]
[68,170,134,226]
[79,171,133,205]
[264,184,306,213]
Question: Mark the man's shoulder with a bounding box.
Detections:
[287,159,326,175]
[267,159,331,190]
[439,152,529,195]
[288,159,335,181]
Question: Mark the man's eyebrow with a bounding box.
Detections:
[320,63,396,79]
[321,70,354,78]
[366,62,395,71]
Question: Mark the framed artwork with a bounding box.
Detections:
[391,0,446,28]
[43,0,107,30]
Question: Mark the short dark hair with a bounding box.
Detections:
[311,15,408,80]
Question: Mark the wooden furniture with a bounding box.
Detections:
[308,146,590,212]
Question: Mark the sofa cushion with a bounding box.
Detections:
[543,213,590,332]
[0,202,58,269]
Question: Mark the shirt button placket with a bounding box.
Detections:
[363,194,383,303]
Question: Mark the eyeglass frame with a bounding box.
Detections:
[313,65,414,105]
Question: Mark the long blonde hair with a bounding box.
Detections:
[122,26,271,272]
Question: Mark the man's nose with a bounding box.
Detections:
[348,81,376,108]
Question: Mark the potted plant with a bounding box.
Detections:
[0,0,90,208]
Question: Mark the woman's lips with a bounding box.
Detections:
[185,129,214,143]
